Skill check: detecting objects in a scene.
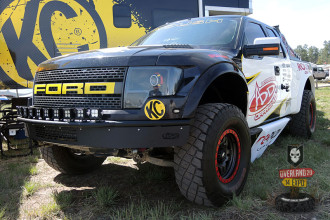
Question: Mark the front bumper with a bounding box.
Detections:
[20,118,191,150]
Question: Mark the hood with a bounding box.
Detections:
[38,46,236,73]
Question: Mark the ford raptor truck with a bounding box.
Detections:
[18,15,316,206]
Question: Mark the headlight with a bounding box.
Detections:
[124,67,182,108]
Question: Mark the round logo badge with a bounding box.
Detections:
[149,73,163,87]
[144,99,165,120]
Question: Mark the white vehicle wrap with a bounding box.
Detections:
[251,117,290,162]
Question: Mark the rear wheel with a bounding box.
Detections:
[174,103,251,206]
[289,90,316,138]
[41,145,106,175]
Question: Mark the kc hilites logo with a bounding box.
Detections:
[249,77,278,120]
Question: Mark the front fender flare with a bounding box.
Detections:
[182,62,248,118]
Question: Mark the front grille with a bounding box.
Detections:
[35,125,77,142]
[33,67,127,109]
[35,67,126,82]
[33,96,122,109]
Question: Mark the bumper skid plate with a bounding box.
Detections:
[20,118,191,149]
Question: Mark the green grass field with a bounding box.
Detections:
[0,87,329,219]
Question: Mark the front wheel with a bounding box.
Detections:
[174,103,251,206]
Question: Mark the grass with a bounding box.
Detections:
[23,180,40,197]
[28,166,38,175]
[52,190,74,209]
[93,186,119,207]
[230,194,255,211]
[0,87,329,219]
[0,150,41,219]
[142,164,172,182]
[0,207,6,219]
[109,200,174,220]
[26,200,61,219]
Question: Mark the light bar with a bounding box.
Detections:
[42,108,49,119]
[28,107,35,119]
[23,107,28,118]
[35,108,43,119]
[63,108,76,122]
[76,108,89,121]
[53,108,64,121]
[89,108,102,120]
[18,107,104,121]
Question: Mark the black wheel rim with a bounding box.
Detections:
[215,129,241,183]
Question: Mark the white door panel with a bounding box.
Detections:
[242,56,291,127]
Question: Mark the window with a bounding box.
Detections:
[244,22,266,45]
[266,27,285,58]
[132,17,240,50]
[266,28,277,38]
[113,4,131,28]
[152,9,194,28]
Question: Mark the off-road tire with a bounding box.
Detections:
[40,145,106,175]
[174,103,251,206]
[275,193,315,212]
[289,90,316,138]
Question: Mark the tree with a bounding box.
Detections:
[318,41,330,64]
[307,46,319,64]
[294,41,330,64]
[294,44,309,61]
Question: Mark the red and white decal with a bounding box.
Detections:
[249,77,278,120]
[296,63,310,74]
[251,117,290,162]
[208,54,229,59]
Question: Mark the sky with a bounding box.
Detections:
[249,0,330,49]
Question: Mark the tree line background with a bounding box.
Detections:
[294,40,330,64]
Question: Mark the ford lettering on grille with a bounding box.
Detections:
[33,67,127,109]
[34,82,116,95]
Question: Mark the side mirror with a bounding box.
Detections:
[243,37,280,57]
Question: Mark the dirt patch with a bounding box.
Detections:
[7,157,326,219]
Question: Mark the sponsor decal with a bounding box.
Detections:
[288,144,303,167]
[249,76,278,120]
[0,0,107,88]
[0,0,148,89]
[144,99,165,120]
[208,54,229,59]
[162,133,179,139]
[296,63,310,74]
[250,117,289,163]
[256,129,281,151]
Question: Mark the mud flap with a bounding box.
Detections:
[251,117,290,162]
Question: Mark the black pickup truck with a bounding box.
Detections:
[18,15,316,206]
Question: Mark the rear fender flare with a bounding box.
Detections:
[291,75,315,114]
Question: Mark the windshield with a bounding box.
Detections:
[132,17,241,50]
